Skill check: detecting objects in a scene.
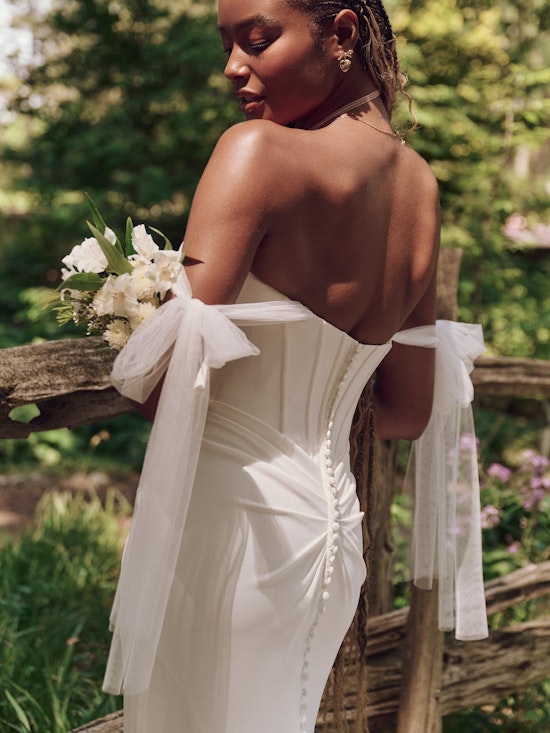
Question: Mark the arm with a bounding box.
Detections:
[374,262,438,441]
[181,121,279,304]
[136,122,279,421]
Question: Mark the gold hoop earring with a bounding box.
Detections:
[338,49,353,73]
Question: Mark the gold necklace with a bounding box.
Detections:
[308,90,381,130]
[346,114,406,145]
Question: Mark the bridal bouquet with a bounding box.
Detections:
[57,199,184,350]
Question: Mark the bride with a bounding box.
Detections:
[102,0,487,730]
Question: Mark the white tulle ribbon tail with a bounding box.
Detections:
[102,268,312,696]
[398,320,488,641]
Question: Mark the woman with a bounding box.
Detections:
[102,0,487,730]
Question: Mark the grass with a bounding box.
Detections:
[0,490,128,732]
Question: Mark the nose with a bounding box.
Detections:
[224,47,249,82]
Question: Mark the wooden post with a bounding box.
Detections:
[396,584,444,733]
[395,248,463,733]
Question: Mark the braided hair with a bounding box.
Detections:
[287,0,408,117]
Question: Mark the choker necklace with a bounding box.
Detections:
[308,90,381,130]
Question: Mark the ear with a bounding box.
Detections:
[327,9,359,58]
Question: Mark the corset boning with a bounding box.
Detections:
[209,278,392,467]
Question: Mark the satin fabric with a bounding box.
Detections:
[103,270,487,732]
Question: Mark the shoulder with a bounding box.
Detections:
[200,121,310,217]
[209,120,293,176]
[402,143,439,200]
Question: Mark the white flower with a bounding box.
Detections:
[62,237,107,275]
[103,319,132,350]
[60,288,83,304]
[57,205,180,350]
[130,266,158,300]
[129,301,158,329]
[104,227,117,245]
[131,224,159,261]
[59,287,84,316]
[61,228,117,276]
[93,273,139,319]
[150,250,182,296]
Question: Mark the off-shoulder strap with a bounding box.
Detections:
[402,320,488,640]
[103,269,312,696]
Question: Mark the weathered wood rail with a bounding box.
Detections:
[66,561,550,732]
[2,249,550,732]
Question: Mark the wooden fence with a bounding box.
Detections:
[1,250,550,732]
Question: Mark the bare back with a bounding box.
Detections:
[184,117,439,347]
[250,121,439,345]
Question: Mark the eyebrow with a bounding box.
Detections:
[217,13,280,33]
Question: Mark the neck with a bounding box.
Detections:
[307,90,381,130]
[292,82,381,131]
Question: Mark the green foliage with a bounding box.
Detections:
[7,0,236,211]
[443,450,550,731]
[389,448,550,730]
[1,0,549,357]
[387,0,550,359]
[1,0,240,344]
[0,490,128,732]
[479,451,550,580]
[1,414,150,473]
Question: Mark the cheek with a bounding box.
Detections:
[265,47,329,99]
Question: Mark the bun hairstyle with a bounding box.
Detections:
[287,0,408,117]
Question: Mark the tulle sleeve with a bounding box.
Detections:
[103,270,312,696]
[394,320,488,640]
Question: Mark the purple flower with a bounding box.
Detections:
[487,463,511,483]
[459,434,480,452]
[522,450,549,474]
[530,476,550,492]
[507,541,521,554]
[480,504,501,529]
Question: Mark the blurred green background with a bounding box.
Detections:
[0,0,549,730]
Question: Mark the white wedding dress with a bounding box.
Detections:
[102,271,488,733]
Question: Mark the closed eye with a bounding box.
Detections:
[249,40,270,54]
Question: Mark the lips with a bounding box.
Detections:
[236,91,265,114]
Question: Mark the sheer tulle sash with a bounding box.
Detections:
[394,321,488,640]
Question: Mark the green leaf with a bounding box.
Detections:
[86,194,123,253]
[56,272,105,292]
[5,689,32,732]
[150,226,174,251]
[125,217,136,256]
[87,223,133,275]
[175,236,190,264]
[85,193,107,232]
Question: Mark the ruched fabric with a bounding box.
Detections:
[103,270,313,696]
[103,269,487,732]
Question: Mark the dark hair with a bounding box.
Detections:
[287,0,408,116]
